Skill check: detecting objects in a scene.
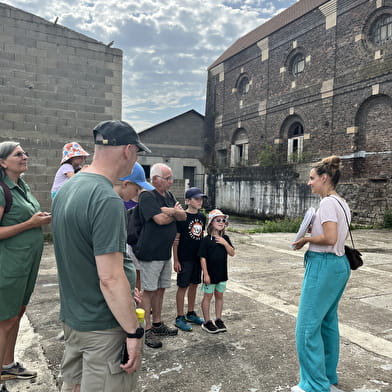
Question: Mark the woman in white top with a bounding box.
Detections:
[291,155,351,392]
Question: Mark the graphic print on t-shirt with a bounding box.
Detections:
[188,219,203,240]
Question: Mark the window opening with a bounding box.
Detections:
[373,14,392,45]
[291,54,305,77]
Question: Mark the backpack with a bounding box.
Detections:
[126,189,167,247]
[127,204,142,246]
[0,181,12,216]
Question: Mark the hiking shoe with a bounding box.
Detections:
[152,322,178,336]
[215,318,227,332]
[175,316,192,332]
[145,329,162,348]
[1,362,37,379]
[185,311,204,325]
[201,320,219,334]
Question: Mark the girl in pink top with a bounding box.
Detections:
[51,142,89,198]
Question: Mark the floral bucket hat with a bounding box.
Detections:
[61,142,89,164]
[207,209,229,229]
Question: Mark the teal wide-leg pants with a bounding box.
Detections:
[296,251,350,392]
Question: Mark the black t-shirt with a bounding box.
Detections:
[198,234,233,284]
[134,190,177,261]
[176,211,206,263]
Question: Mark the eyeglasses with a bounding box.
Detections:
[214,218,227,223]
[13,151,29,158]
[156,175,173,181]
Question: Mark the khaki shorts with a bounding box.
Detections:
[61,324,137,392]
[139,259,172,291]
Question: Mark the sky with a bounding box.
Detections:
[4,0,298,131]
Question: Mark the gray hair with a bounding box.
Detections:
[150,163,170,178]
[0,141,20,179]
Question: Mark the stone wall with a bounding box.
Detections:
[0,3,122,214]
[206,0,392,225]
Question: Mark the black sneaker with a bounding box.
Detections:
[215,318,227,332]
[1,362,37,380]
[201,320,219,334]
[145,329,162,348]
[152,322,178,336]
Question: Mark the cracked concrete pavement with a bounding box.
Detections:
[4,223,392,392]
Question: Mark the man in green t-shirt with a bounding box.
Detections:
[52,120,151,392]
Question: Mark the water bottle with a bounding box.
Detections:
[135,308,145,327]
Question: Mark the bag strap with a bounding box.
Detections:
[328,195,355,249]
[0,181,12,215]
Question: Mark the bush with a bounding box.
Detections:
[258,145,280,167]
[384,209,392,229]
[245,217,302,234]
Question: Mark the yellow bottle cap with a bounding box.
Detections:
[135,308,145,323]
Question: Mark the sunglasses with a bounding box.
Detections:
[214,218,227,223]
[13,151,29,158]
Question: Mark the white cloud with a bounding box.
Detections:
[3,0,297,131]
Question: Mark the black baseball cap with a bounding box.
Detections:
[93,120,151,153]
[185,187,206,199]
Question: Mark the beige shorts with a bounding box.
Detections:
[61,324,137,392]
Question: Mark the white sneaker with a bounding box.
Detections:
[291,386,306,392]
[330,385,345,392]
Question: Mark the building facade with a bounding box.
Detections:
[0,3,122,213]
[138,110,206,205]
[205,0,392,225]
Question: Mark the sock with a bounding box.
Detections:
[187,310,196,316]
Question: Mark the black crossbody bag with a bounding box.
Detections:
[329,196,363,270]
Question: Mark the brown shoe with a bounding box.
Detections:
[145,329,163,349]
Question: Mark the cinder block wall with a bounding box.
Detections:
[0,3,122,214]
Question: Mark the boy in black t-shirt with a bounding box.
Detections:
[173,187,207,331]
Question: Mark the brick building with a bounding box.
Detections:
[205,0,392,225]
[0,2,122,214]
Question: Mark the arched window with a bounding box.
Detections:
[371,14,392,45]
[236,74,251,97]
[238,77,250,95]
[291,53,305,77]
[287,122,304,162]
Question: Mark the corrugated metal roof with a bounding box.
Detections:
[209,0,329,70]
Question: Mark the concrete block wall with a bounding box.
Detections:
[0,3,122,214]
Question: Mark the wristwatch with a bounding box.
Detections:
[126,327,144,339]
